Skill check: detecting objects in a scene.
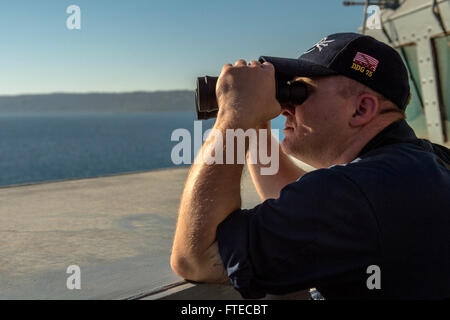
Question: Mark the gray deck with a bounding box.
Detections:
[0,167,262,299]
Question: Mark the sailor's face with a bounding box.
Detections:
[280,76,350,167]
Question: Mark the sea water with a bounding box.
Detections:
[0,112,286,187]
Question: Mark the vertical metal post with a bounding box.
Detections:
[362,0,370,34]
[416,36,445,143]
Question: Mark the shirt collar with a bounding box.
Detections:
[358,119,418,157]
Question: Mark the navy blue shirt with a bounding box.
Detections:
[216,120,450,299]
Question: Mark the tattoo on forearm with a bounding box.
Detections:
[209,251,231,285]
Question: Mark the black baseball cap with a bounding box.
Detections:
[259,32,410,110]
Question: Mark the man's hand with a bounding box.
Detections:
[215,59,281,130]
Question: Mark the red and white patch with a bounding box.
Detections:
[353,52,379,72]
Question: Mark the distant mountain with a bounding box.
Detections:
[0,91,195,113]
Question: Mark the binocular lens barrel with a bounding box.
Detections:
[195,75,308,120]
[195,76,219,120]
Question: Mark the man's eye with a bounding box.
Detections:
[292,80,315,94]
[305,84,315,94]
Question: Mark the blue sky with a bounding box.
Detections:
[0,0,364,95]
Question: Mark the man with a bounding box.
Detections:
[171,33,450,299]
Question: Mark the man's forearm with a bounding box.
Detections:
[171,57,281,282]
[171,124,243,280]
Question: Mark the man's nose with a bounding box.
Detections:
[281,105,295,117]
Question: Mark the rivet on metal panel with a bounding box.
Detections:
[428,27,432,32]
[411,33,415,37]
[432,101,436,105]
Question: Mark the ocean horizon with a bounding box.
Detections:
[0,112,210,187]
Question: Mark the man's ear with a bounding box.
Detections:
[349,93,379,127]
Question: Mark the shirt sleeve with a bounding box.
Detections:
[216,168,381,299]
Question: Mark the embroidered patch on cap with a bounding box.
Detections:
[303,37,335,54]
[353,52,379,72]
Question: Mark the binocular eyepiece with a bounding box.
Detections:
[195,73,308,120]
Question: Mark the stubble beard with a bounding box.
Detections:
[281,135,316,166]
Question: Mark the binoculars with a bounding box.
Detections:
[195,60,308,120]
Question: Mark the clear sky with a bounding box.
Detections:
[0,0,365,95]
